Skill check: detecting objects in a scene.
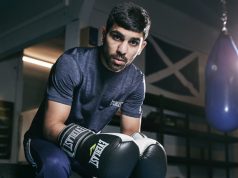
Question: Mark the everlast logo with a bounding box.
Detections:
[110,100,123,107]
[63,126,87,157]
[88,139,109,168]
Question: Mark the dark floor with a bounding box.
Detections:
[0,163,86,178]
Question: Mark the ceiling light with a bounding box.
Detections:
[22,56,53,68]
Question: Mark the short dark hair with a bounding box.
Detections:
[106,2,151,39]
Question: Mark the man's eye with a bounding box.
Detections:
[112,34,122,41]
[129,40,140,46]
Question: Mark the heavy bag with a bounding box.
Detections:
[205,31,238,132]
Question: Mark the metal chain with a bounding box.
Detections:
[220,0,228,32]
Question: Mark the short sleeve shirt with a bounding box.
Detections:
[27,46,145,137]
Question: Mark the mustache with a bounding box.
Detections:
[111,54,128,62]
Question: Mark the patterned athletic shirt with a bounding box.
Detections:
[25,46,145,138]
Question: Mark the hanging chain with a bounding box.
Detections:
[220,0,228,33]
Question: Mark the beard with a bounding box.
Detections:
[108,54,129,71]
[102,48,129,72]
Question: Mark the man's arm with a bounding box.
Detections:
[43,100,71,142]
[120,114,141,135]
[41,101,140,178]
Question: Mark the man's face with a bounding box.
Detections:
[101,24,147,72]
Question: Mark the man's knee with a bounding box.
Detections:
[43,154,70,172]
[33,152,71,178]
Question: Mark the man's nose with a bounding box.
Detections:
[117,41,128,55]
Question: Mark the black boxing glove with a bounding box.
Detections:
[58,123,139,178]
[130,132,167,178]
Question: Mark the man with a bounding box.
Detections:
[24,2,167,178]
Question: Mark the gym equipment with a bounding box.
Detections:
[205,0,238,132]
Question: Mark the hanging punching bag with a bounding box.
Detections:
[205,31,238,132]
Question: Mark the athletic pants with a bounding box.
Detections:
[23,137,92,178]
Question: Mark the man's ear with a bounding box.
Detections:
[101,26,106,43]
[137,41,147,55]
